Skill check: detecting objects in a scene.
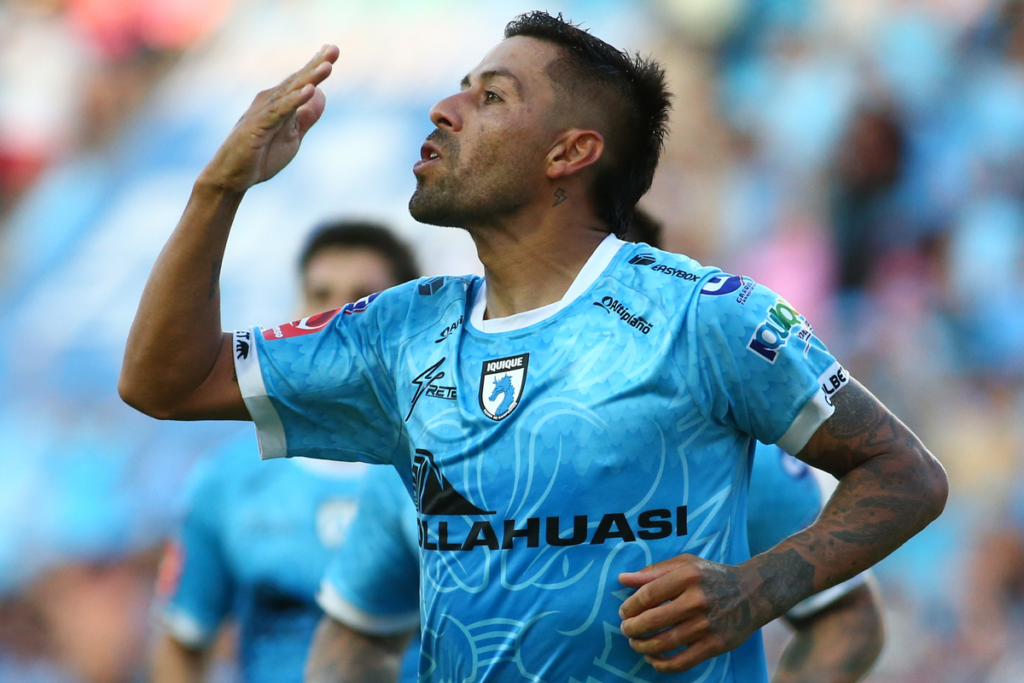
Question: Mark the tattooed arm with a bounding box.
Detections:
[774,582,883,683]
[305,616,413,683]
[619,379,946,672]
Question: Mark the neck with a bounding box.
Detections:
[469,205,609,320]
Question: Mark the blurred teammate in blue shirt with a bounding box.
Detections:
[150,222,418,683]
[123,12,946,682]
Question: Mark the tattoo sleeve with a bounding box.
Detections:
[748,379,946,620]
[305,616,413,683]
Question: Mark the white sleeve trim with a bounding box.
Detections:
[316,579,419,636]
[154,605,215,649]
[233,329,287,460]
[776,361,850,455]
[786,571,871,620]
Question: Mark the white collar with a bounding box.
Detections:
[469,233,625,334]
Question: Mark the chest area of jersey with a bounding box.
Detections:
[222,471,361,586]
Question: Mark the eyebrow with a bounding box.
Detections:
[460,68,523,96]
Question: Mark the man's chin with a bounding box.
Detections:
[408,191,464,228]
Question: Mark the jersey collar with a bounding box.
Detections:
[469,232,625,334]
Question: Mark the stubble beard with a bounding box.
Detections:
[409,137,535,230]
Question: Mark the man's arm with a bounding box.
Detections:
[774,582,883,683]
[118,45,339,421]
[305,616,413,683]
[619,379,946,672]
[151,633,211,683]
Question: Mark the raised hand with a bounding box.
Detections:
[618,554,769,673]
[199,45,340,192]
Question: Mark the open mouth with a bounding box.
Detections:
[414,141,442,173]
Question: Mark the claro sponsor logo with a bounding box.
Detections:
[747,298,814,363]
[594,296,653,334]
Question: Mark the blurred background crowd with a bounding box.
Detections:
[1,0,1023,681]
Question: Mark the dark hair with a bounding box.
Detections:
[299,221,419,284]
[623,207,662,249]
[504,11,672,237]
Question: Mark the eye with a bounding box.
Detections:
[484,90,502,104]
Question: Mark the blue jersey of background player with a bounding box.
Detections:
[309,443,882,683]
[151,222,419,683]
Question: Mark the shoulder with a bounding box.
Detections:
[334,275,475,336]
[609,242,753,318]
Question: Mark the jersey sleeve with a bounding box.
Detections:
[681,276,849,454]
[154,460,233,648]
[233,290,403,463]
[317,466,420,636]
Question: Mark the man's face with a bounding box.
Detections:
[409,37,562,228]
[300,247,396,317]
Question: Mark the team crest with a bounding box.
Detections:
[479,353,529,421]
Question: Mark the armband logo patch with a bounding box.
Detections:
[818,364,850,406]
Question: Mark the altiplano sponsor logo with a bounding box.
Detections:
[593,296,653,334]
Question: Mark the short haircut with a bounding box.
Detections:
[299,221,419,285]
[504,11,672,237]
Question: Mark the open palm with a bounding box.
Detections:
[201,45,340,192]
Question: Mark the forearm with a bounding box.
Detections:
[151,634,210,683]
[120,182,242,415]
[305,616,412,683]
[774,584,883,683]
[748,386,947,619]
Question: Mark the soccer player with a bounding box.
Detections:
[306,444,882,683]
[120,12,947,682]
[150,222,418,683]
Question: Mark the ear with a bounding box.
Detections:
[546,129,605,180]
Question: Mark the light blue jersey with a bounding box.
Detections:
[318,465,422,683]
[155,432,367,683]
[319,445,856,678]
[237,236,849,683]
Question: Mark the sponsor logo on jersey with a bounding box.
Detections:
[434,316,463,343]
[233,330,251,359]
[261,293,380,341]
[407,358,457,421]
[413,449,495,515]
[413,449,689,551]
[701,274,744,296]
[747,298,813,363]
[735,278,755,305]
[818,364,849,406]
[418,277,446,296]
[594,296,653,334]
[479,354,528,421]
[629,253,657,266]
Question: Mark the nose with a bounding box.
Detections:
[429,92,464,132]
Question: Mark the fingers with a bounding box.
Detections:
[620,587,706,638]
[645,637,723,674]
[619,554,695,588]
[256,45,337,127]
[627,615,710,655]
[619,560,700,620]
[294,87,328,134]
